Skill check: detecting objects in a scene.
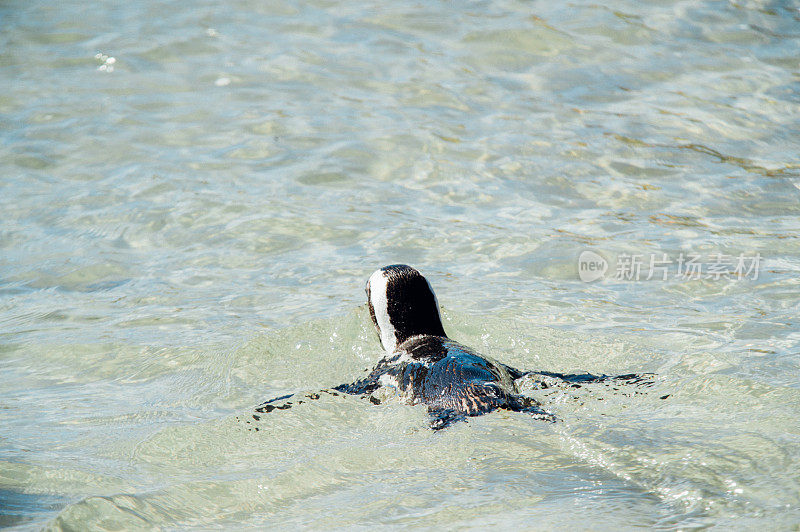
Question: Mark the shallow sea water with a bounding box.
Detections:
[1,0,800,529]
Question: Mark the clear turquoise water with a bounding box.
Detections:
[1,0,799,529]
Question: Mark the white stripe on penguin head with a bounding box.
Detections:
[368,268,397,352]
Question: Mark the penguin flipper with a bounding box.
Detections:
[504,394,557,422]
[428,408,467,431]
[522,370,655,387]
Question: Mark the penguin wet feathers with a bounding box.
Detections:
[353,264,556,428]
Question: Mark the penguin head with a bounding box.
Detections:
[365,265,447,352]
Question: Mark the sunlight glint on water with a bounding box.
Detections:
[1,0,799,529]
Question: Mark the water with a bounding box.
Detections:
[1,0,799,528]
